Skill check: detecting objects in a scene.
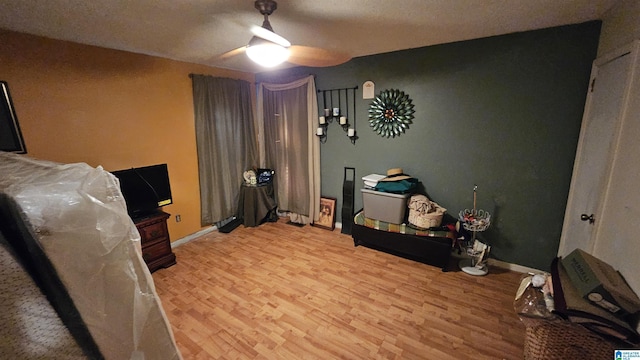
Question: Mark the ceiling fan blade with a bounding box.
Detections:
[250,25,290,47]
[216,45,247,61]
[288,46,351,67]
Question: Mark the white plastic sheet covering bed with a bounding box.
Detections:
[1,230,87,358]
[0,152,181,359]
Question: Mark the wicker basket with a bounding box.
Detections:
[407,195,445,229]
[520,317,616,360]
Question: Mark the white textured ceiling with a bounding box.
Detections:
[0,0,617,73]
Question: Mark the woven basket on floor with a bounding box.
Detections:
[521,317,616,360]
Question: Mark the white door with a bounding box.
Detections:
[558,42,638,257]
[591,42,640,295]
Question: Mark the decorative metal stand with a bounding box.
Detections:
[458,185,491,276]
[341,167,355,235]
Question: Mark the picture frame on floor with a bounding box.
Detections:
[314,197,336,230]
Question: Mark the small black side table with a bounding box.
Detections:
[238,183,277,227]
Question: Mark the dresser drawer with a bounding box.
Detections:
[134,211,175,272]
[139,221,167,242]
[142,239,171,263]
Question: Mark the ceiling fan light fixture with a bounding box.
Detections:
[246,37,290,67]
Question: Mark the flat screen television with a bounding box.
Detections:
[0,81,27,153]
[111,164,173,219]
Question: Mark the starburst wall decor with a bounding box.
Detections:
[367,89,415,138]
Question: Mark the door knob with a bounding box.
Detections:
[580,214,595,224]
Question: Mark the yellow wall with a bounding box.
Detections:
[0,29,255,241]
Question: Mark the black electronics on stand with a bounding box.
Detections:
[342,167,355,234]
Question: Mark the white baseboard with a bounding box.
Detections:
[171,226,216,248]
[488,258,543,274]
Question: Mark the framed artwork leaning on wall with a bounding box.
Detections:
[314,197,336,230]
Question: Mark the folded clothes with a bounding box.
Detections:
[375,178,418,194]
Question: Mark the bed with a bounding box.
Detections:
[0,152,181,359]
[351,211,454,271]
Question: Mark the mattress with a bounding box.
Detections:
[0,152,182,359]
[0,230,86,359]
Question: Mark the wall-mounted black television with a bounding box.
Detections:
[111,164,173,219]
[0,81,27,153]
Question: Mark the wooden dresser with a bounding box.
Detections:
[134,211,176,273]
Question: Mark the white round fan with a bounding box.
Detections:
[217,0,351,68]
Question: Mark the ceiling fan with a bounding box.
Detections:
[218,0,351,68]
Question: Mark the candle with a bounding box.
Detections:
[319,116,326,124]
[316,127,323,136]
[348,128,355,137]
[324,108,331,117]
[340,116,347,125]
[333,108,340,116]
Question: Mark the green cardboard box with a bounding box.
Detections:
[561,249,640,316]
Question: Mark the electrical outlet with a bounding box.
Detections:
[175,214,181,222]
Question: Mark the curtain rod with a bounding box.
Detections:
[189,74,255,85]
[189,73,213,78]
[188,73,223,78]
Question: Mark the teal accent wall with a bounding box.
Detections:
[256,21,601,271]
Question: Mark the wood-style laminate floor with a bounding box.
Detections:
[152,218,526,359]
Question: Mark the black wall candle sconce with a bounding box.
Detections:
[316,86,358,144]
